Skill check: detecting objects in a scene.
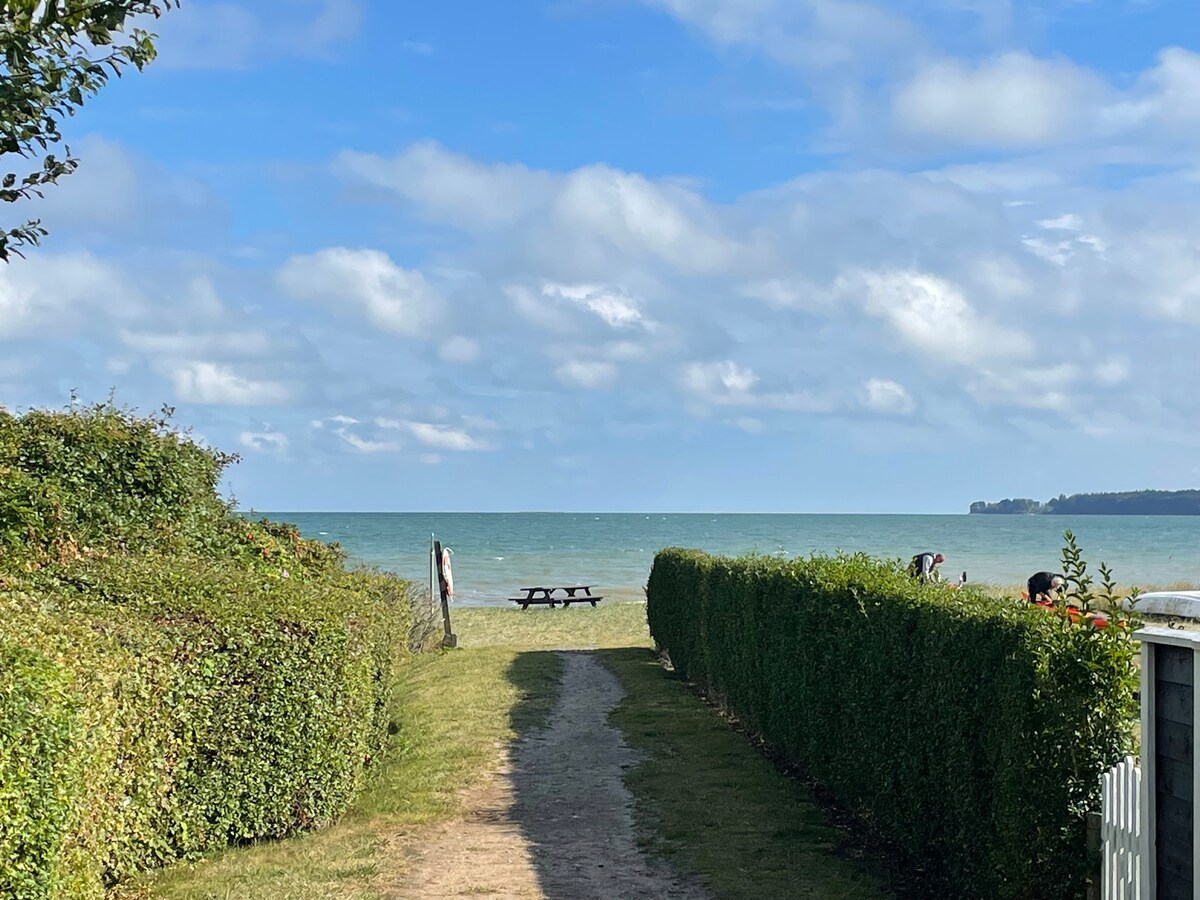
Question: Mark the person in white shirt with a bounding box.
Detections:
[908,551,944,584]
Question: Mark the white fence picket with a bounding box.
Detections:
[1101,756,1142,900]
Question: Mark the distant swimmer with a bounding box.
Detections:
[1027,571,1066,604]
[908,551,944,584]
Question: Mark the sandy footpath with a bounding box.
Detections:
[387,651,709,899]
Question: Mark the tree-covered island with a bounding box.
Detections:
[969,490,1200,515]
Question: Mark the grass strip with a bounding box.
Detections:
[602,647,894,900]
[452,601,654,650]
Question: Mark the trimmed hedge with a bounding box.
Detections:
[0,558,407,897]
[647,549,1139,900]
[0,403,411,897]
[0,640,75,898]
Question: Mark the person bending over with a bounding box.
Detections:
[1027,571,1066,604]
[908,552,944,584]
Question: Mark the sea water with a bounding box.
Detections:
[261,512,1200,607]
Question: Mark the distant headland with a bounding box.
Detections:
[969,490,1200,515]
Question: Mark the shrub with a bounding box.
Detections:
[647,547,1139,900]
[0,558,408,896]
[0,402,236,565]
[0,402,410,896]
[0,640,75,898]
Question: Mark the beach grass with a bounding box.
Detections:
[122,601,893,898]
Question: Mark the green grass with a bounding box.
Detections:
[602,647,893,899]
[124,602,894,899]
[452,601,654,649]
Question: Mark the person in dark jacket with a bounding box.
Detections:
[1027,571,1066,603]
[908,552,944,584]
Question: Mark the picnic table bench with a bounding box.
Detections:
[508,585,604,609]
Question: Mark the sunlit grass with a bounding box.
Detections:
[452,600,653,650]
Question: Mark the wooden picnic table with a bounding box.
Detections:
[509,585,604,609]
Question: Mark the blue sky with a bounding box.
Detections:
[3,0,1199,513]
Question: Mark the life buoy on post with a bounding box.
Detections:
[441,547,454,597]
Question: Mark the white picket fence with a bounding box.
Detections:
[1101,756,1142,900]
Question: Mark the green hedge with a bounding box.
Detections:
[0,557,408,898]
[646,549,1139,900]
[0,640,76,898]
[0,403,236,563]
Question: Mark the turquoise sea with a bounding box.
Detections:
[265,512,1200,607]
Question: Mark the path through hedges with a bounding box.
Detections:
[389,651,709,899]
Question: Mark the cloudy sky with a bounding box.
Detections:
[3,0,1198,513]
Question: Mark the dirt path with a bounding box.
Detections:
[391,650,710,899]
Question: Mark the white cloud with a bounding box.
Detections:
[640,0,917,72]
[861,378,915,415]
[439,336,480,364]
[922,163,1064,195]
[966,365,1080,412]
[313,417,400,453]
[277,247,441,336]
[170,362,289,406]
[1094,357,1130,387]
[681,361,834,412]
[240,431,288,452]
[337,431,399,453]
[0,253,136,340]
[120,328,273,358]
[155,0,363,70]
[405,421,487,451]
[1102,47,1200,136]
[337,141,553,230]
[338,143,738,274]
[1107,227,1200,323]
[896,47,1200,151]
[548,166,736,274]
[1038,213,1083,232]
[732,416,766,433]
[36,136,221,238]
[374,417,487,451]
[541,283,648,329]
[556,360,619,389]
[740,277,833,310]
[850,270,1033,366]
[683,360,759,398]
[894,53,1103,147]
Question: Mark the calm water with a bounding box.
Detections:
[261,513,1200,606]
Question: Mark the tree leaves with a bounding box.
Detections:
[0,1,180,260]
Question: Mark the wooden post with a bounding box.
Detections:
[433,539,457,648]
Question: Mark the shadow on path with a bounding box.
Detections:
[505,649,710,899]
